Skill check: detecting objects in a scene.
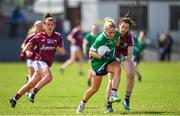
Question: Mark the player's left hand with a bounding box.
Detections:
[101,51,110,61]
[19,52,25,61]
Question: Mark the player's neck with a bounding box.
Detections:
[46,32,53,37]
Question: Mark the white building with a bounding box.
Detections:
[80,0,180,43]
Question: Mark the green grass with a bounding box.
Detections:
[0,61,180,115]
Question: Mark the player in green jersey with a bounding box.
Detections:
[133,31,146,81]
[83,25,98,86]
[76,17,121,113]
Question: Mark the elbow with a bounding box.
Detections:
[61,50,65,55]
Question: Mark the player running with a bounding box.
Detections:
[105,0,137,112]
[60,19,84,75]
[76,17,121,113]
[20,20,44,85]
[133,30,146,81]
[9,13,65,108]
[105,16,136,112]
[82,24,98,86]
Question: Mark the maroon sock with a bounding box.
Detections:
[32,88,39,94]
[14,93,21,101]
[82,100,87,103]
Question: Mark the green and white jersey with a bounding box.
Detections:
[90,30,120,71]
[133,36,146,58]
[84,32,97,54]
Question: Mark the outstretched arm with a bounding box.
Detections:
[126,46,133,60]
[22,42,32,53]
[67,34,75,44]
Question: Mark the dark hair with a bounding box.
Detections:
[119,17,136,28]
[119,0,136,28]
[74,19,81,27]
[43,13,53,19]
[43,12,56,23]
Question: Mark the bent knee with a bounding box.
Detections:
[45,76,52,82]
[115,65,121,73]
[127,72,135,79]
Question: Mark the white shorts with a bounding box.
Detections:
[33,60,49,71]
[70,45,81,52]
[26,59,34,68]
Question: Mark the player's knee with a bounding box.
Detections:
[128,72,135,79]
[45,76,52,83]
[115,65,121,73]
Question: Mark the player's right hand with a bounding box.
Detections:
[25,50,33,57]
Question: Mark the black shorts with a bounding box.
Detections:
[93,59,116,76]
[133,55,140,63]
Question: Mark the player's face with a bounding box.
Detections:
[139,31,145,41]
[91,25,98,35]
[105,27,115,39]
[119,21,130,35]
[44,21,55,34]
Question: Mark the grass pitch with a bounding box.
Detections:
[0,61,180,115]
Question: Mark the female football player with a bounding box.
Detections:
[82,24,98,86]
[9,13,65,108]
[20,20,44,84]
[133,30,146,82]
[60,19,84,75]
[105,17,136,112]
[76,17,121,113]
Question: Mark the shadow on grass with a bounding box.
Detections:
[32,106,99,110]
[119,111,180,115]
[47,95,78,98]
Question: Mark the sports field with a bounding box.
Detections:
[0,62,180,115]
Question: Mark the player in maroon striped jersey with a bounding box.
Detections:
[9,13,64,108]
[20,20,44,84]
[60,19,84,75]
[106,17,136,112]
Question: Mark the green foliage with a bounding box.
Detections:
[0,62,180,115]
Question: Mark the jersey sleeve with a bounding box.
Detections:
[23,33,35,44]
[29,33,39,46]
[57,34,64,48]
[84,33,90,40]
[127,32,134,46]
[69,28,78,37]
[90,36,101,52]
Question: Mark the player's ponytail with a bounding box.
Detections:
[119,0,136,28]
[125,0,136,18]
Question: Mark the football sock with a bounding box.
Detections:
[32,88,39,94]
[107,101,112,106]
[125,91,132,101]
[14,93,21,101]
[82,100,87,103]
[111,88,117,96]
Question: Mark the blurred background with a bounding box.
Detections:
[0,0,179,62]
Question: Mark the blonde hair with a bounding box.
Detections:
[104,17,116,30]
[27,20,43,35]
